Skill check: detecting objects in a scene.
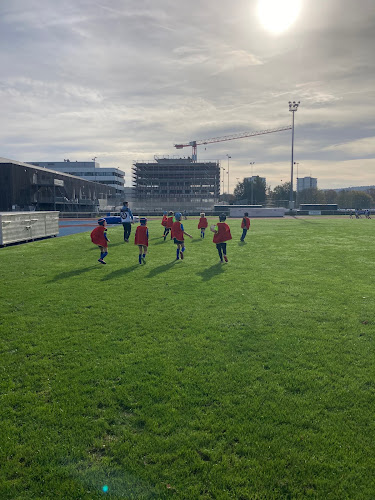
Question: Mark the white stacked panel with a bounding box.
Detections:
[0,212,59,245]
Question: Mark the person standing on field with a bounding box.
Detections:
[240,212,251,242]
[198,212,208,238]
[120,201,133,242]
[90,218,110,264]
[135,217,149,264]
[212,213,232,263]
[171,212,192,260]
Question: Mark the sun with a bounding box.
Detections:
[257,0,302,34]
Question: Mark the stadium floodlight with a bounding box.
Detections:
[289,101,300,209]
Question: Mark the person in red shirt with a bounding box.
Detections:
[134,217,149,264]
[164,211,174,241]
[211,213,232,263]
[240,212,251,242]
[171,212,192,260]
[90,218,110,264]
[198,212,208,238]
[161,211,168,238]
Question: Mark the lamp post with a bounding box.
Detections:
[294,161,299,208]
[226,154,231,194]
[249,161,255,205]
[221,167,226,196]
[288,101,300,209]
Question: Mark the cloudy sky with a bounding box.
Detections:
[1,0,375,190]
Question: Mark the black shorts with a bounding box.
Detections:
[174,238,184,245]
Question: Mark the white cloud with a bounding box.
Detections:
[0,0,375,191]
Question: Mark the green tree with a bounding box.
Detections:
[324,189,338,204]
[352,191,372,209]
[297,188,326,205]
[234,176,266,204]
[272,182,295,206]
[337,190,372,209]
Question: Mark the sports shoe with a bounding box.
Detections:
[224,255,228,263]
[98,259,106,264]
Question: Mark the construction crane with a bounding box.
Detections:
[174,126,292,162]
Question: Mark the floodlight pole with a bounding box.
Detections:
[226,154,231,194]
[249,161,255,205]
[289,101,300,209]
[221,167,226,195]
[294,161,299,208]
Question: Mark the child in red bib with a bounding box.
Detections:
[198,212,208,238]
[211,213,232,263]
[240,212,251,242]
[171,212,192,260]
[135,218,149,264]
[90,218,110,264]
[164,211,174,241]
[161,211,168,237]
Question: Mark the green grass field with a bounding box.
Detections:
[1,216,374,499]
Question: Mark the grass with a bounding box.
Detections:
[1,216,374,499]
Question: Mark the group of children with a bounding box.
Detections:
[91,211,251,265]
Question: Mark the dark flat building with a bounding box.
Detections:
[0,157,117,212]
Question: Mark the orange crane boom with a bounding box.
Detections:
[174,125,292,162]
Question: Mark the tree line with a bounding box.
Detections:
[229,177,374,209]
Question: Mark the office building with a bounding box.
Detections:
[28,160,125,195]
[297,176,317,191]
[0,157,117,212]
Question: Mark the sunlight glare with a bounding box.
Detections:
[257,0,302,34]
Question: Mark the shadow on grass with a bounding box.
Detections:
[101,264,140,280]
[197,263,225,281]
[48,266,97,282]
[89,241,125,250]
[146,260,179,278]
[149,236,165,241]
[238,240,247,246]
[191,238,204,243]
[290,216,316,223]
[152,239,170,246]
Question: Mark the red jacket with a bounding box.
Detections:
[91,226,108,247]
[161,215,168,227]
[241,217,250,230]
[171,221,184,241]
[198,217,208,229]
[166,216,174,229]
[213,222,232,244]
[135,225,148,246]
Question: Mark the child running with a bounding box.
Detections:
[240,212,251,242]
[171,212,192,260]
[198,212,208,238]
[161,211,168,238]
[135,217,149,264]
[90,218,110,264]
[212,213,232,263]
[164,211,174,240]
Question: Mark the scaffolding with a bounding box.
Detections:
[132,156,220,211]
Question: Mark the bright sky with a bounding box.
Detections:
[1,0,375,190]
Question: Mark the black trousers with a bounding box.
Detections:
[122,222,132,241]
[216,242,227,260]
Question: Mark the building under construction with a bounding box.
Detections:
[132,156,220,211]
